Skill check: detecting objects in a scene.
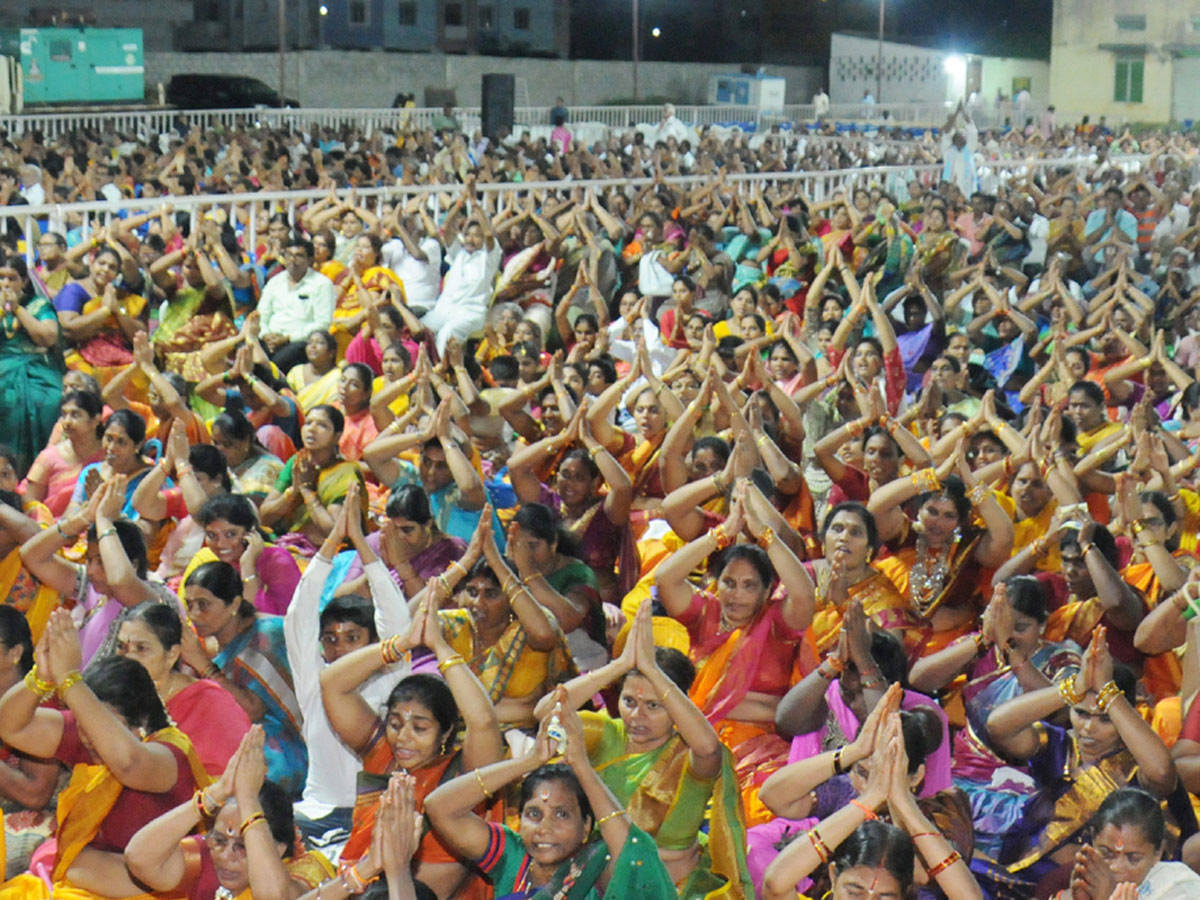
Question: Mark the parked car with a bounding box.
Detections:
[166,74,298,109]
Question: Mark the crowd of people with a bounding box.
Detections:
[1,106,1200,900]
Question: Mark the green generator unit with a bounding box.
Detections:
[0,27,144,105]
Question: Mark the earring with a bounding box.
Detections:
[952,527,962,544]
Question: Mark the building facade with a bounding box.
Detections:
[177,0,565,56]
[1050,0,1200,123]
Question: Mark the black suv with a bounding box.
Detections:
[166,74,299,109]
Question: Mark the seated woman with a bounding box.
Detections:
[586,354,682,540]
[319,592,504,899]
[196,345,302,462]
[67,409,157,522]
[506,502,608,673]
[0,609,207,900]
[116,602,251,777]
[260,404,365,557]
[977,627,1192,900]
[367,341,414,427]
[53,245,147,384]
[125,727,337,900]
[286,330,342,415]
[133,426,232,587]
[534,601,753,899]
[23,389,105,518]
[179,493,302,617]
[507,415,634,605]
[868,457,1014,657]
[766,688,971,885]
[910,579,1081,858]
[655,484,815,827]
[335,363,382,465]
[147,238,238,381]
[332,234,405,350]
[434,511,574,729]
[761,714,983,900]
[1055,788,1200,900]
[0,251,63,473]
[346,290,425,381]
[177,561,306,798]
[426,690,678,900]
[210,410,284,506]
[0,607,62,880]
[805,501,919,660]
[334,484,466,601]
[20,478,176,666]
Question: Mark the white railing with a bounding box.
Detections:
[0,155,1128,270]
[0,100,990,141]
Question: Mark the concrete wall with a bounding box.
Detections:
[978,57,1051,106]
[1048,0,1199,123]
[829,33,950,105]
[144,50,822,108]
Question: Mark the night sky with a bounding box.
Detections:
[570,0,1055,63]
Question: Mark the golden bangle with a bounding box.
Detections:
[808,828,832,864]
[847,419,865,439]
[23,668,54,700]
[925,850,962,880]
[1096,680,1123,712]
[238,811,267,836]
[57,670,83,700]
[437,655,467,675]
[1130,519,1147,537]
[588,444,606,458]
[447,559,468,579]
[968,483,989,506]
[757,527,776,551]
[1058,675,1083,707]
[475,768,493,801]
[595,808,627,827]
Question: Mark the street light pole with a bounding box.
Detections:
[876,0,884,104]
[278,0,286,101]
[632,0,639,102]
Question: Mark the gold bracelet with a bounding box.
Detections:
[1058,675,1083,707]
[23,668,54,701]
[437,654,467,675]
[968,483,989,506]
[238,811,267,836]
[1095,680,1123,713]
[757,527,776,551]
[380,636,405,666]
[447,559,468,579]
[57,670,84,700]
[588,444,606,458]
[910,467,941,493]
[595,808,627,827]
[926,850,962,879]
[475,768,493,801]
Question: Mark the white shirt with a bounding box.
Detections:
[432,238,501,312]
[381,236,443,308]
[1024,213,1050,267]
[258,267,336,342]
[286,554,410,820]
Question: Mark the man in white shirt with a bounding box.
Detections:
[813,88,830,120]
[257,234,336,371]
[285,526,410,850]
[18,164,45,206]
[420,205,502,354]
[381,215,442,316]
[940,102,979,196]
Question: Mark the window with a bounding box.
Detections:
[48,40,71,61]
[444,2,463,25]
[197,0,221,22]
[349,0,366,23]
[398,1,416,25]
[1114,14,1146,31]
[513,6,530,29]
[478,5,493,29]
[1114,57,1144,102]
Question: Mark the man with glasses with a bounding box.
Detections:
[257,233,336,372]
